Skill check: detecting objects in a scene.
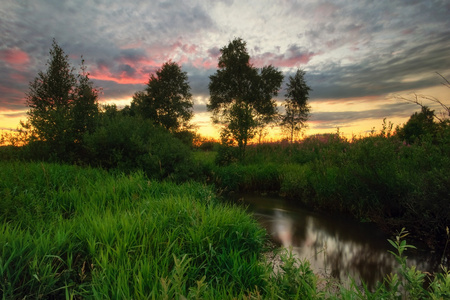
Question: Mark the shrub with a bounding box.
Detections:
[83,114,193,180]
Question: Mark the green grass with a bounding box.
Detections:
[2,161,450,299]
[0,161,273,298]
[203,130,450,251]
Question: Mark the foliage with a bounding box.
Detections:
[22,39,99,161]
[82,111,194,181]
[0,162,269,298]
[203,121,450,250]
[269,248,320,299]
[208,38,283,158]
[397,106,439,144]
[281,69,311,143]
[2,162,450,298]
[194,136,220,152]
[172,129,196,148]
[394,72,450,123]
[131,61,193,132]
[334,228,450,299]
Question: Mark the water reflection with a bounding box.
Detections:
[237,194,436,289]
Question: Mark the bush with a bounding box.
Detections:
[83,114,194,180]
[0,162,268,298]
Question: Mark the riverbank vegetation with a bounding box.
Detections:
[210,117,450,251]
[1,38,450,298]
[1,161,450,298]
[0,161,268,298]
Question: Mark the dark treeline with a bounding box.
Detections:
[1,38,450,298]
[1,38,450,248]
[0,38,310,177]
[0,40,199,181]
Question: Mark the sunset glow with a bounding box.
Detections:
[1,1,449,140]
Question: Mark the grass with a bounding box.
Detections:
[205,130,450,251]
[1,161,450,298]
[0,161,270,298]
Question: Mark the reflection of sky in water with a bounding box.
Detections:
[243,195,436,289]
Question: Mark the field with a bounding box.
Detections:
[2,161,450,299]
[0,161,322,299]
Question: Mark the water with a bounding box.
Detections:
[235,193,438,288]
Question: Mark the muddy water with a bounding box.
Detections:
[236,194,437,288]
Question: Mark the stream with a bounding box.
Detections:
[235,193,438,289]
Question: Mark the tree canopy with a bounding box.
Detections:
[397,106,438,144]
[281,69,311,142]
[208,38,283,156]
[24,39,99,160]
[131,61,193,132]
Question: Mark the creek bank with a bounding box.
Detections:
[212,162,449,262]
[228,192,441,289]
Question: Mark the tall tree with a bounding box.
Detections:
[131,61,193,132]
[72,58,100,141]
[396,106,438,144]
[208,38,283,156]
[25,39,99,159]
[281,69,311,143]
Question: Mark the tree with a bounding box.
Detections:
[281,69,311,143]
[393,72,450,123]
[24,39,99,160]
[208,38,283,157]
[131,61,193,132]
[396,106,438,144]
[71,58,100,141]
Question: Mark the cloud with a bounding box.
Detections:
[0,0,449,136]
[0,48,29,65]
[311,102,412,123]
[252,44,317,68]
[305,29,450,100]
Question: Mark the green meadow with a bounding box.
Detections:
[2,160,450,299]
[2,37,450,299]
[0,161,324,299]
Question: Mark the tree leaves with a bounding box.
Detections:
[208,38,283,157]
[131,62,193,132]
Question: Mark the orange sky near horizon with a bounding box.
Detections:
[1,1,449,144]
[2,84,447,143]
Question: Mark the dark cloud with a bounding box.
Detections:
[193,103,208,114]
[207,47,221,59]
[0,0,449,135]
[311,102,413,123]
[306,29,450,100]
[252,44,317,68]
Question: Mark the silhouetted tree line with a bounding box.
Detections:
[0,38,312,172]
[1,38,449,177]
[0,40,198,179]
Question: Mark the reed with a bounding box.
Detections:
[0,161,272,298]
[205,129,450,250]
[2,161,450,298]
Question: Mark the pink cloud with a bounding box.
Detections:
[314,3,338,19]
[192,57,216,69]
[0,48,29,65]
[90,54,163,85]
[10,73,27,82]
[90,72,148,85]
[252,46,317,68]
[0,85,25,110]
[181,43,198,55]
[89,40,211,84]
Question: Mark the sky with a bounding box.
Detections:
[1,0,449,140]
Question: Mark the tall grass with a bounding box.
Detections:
[206,129,450,251]
[0,161,273,298]
[2,161,450,298]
